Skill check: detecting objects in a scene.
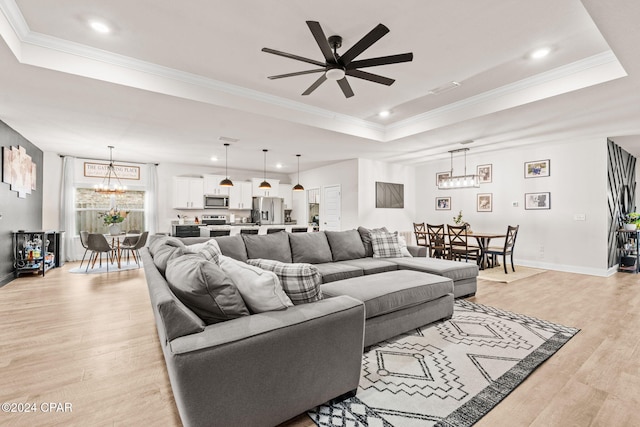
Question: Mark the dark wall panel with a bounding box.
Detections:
[0,120,43,286]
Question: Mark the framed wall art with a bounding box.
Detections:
[477,164,492,183]
[477,193,492,212]
[524,159,550,178]
[436,171,450,187]
[436,196,451,210]
[525,192,551,210]
[375,181,404,208]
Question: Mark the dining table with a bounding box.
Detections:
[104,233,140,269]
[469,231,507,270]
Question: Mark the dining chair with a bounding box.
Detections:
[86,233,115,272]
[413,223,428,247]
[486,225,519,274]
[122,230,140,246]
[426,223,447,259]
[446,224,480,263]
[79,231,90,269]
[120,231,149,268]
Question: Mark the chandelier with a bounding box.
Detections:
[438,148,480,189]
[94,146,127,194]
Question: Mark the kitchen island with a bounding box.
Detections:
[198,223,310,237]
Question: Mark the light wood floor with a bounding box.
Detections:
[1,263,639,427]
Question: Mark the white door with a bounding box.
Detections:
[323,185,341,231]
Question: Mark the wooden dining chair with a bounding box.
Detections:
[85,233,115,272]
[486,225,519,274]
[447,224,480,263]
[426,224,447,258]
[413,222,428,247]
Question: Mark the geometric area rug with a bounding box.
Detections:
[309,300,579,427]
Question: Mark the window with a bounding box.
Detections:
[75,188,145,234]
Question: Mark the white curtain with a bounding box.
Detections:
[59,156,76,261]
[145,163,159,235]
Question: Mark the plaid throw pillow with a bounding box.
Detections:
[184,239,222,265]
[246,259,323,304]
[370,230,403,258]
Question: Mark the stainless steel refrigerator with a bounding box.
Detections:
[252,197,284,225]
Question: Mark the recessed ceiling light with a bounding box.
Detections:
[378,110,391,118]
[89,20,111,34]
[210,156,218,162]
[276,163,283,169]
[530,47,551,59]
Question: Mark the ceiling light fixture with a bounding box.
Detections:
[219,143,233,187]
[293,154,304,192]
[530,47,551,59]
[438,148,480,189]
[94,146,126,194]
[325,67,346,81]
[378,110,391,118]
[89,20,111,34]
[259,149,272,189]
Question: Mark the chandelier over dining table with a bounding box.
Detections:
[94,145,127,194]
[438,147,480,189]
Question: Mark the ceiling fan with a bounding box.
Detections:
[262,21,413,98]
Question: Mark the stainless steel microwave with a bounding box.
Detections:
[204,195,229,209]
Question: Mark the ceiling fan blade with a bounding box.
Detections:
[347,53,413,70]
[267,69,325,80]
[302,74,327,95]
[306,21,336,63]
[339,23,389,66]
[346,69,395,86]
[261,47,325,67]
[337,78,354,98]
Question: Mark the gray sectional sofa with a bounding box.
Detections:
[141,227,478,427]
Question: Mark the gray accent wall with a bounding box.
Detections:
[607,138,636,269]
[0,120,43,286]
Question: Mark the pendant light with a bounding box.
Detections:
[259,149,272,189]
[437,148,480,189]
[293,154,304,191]
[219,143,234,187]
[94,145,126,194]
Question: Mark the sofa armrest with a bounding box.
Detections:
[407,245,428,257]
[165,296,365,427]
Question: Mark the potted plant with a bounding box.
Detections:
[453,210,471,233]
[624,212,640,231]
[100,208,129,235]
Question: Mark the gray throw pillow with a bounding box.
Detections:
[242,232,293,263]
[357,226,388,257]
[148,235,184,257]
[288,232,333,264]
[325,230,366,261]
[153,243,185,276]
[165,255,249,324]
[214,235,248,262]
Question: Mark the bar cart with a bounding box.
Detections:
[12,230,58,278]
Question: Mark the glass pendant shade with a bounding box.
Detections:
[219,143,234,187]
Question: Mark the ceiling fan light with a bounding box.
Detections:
[325,68,346,80]
[259,180,272,189]
[293,183,305,191]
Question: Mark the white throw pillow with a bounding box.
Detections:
[218,255,293,313]
[397,235,413,258]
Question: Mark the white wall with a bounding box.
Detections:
[415,138,609,275]
[291,159,359,230]
[42,152,62,230]
[358,158,416,234]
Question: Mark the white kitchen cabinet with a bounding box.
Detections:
[228,181,253,210]
[280,183,293,209]
[173,177,204,209]
[203,174,230,196]
[251,178,280,197]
